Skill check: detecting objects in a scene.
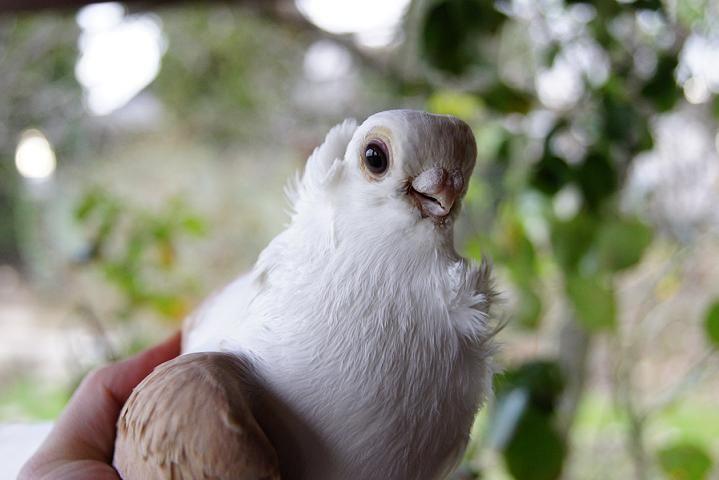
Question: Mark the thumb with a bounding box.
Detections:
[25,332,181,468]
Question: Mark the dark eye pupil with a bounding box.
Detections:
[364,143,388,174]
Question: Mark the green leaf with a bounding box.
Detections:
[487,387,529,449]
[421,0,506,75]
[566,274,616,331]
[658,442,713,480]
[595,217,653,272]
[74,189,104,221]
[493,361,566,480]
[495,360,564,412]
[503,407,566,480]
[426,90,483,120]
[501,218,538,281]
[550,215,597,273]
[515,285,542,329]
[544,42,561,66]
[421,0,473,75]
[601,88,640,145]
[641,53,680,112]
[575,150,618,211]
[599,81,656,155]
[630,0,664,11]
[464,237,485,262]
[149,294,189,320]
[532,154,573,196]
[181,215,208,236]
[481,82,533,114]
[704,301,719,349]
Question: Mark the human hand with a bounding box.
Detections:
[19,332,181,480]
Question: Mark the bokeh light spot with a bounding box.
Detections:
[15,129,56,180]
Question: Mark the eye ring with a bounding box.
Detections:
[362,139,390,176]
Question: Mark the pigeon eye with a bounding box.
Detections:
[363,141,389,175]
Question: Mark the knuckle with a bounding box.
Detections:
[82,364,115,389]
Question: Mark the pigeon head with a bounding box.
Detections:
[343,110,477,226]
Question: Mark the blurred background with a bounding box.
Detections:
[1,0,718,478]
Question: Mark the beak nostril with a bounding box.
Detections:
[449,169,464,193]
[409,166,465,220]
[411,167,447,195]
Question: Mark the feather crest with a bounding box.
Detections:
[286,119,357,209]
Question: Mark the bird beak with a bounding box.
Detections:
[409,167,464,219]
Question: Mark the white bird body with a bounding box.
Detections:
[183,110,494,480]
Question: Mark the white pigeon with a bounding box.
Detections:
[114,109,495,480]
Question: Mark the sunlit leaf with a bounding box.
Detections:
[464,238,485,262]
[658,442,713,480]
[74,190,102,221]
[158,240,176,268]
[566,274,616,330]
[704,301,719,349]
[427,90,483,119]
[501,215,538,280]
[150,294,191,321]
[180,215,208,236]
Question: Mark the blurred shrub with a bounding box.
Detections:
[419,0,716,478]
[74,189,206,328]
[489,361,566,480]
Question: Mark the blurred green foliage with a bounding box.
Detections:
[420,0,715,478]
[0,378,70,421]
[0,16,83,265]
[704,301,719,349]
[74,189,206,323]
[152,6,306,143]
[490,361,566,480]
[658,442,713,480]
[421,0,506,76]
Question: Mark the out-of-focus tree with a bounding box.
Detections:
[151,5,306,143]
[0,15,83,265]
[72,189,206,359]
[399,0,717,479]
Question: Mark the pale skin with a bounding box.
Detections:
[19,332,181,480]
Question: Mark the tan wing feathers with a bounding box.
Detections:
[113,352,280,480]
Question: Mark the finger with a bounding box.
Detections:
[59,331,182,453]
[102,331,182,406]
[22,332,182,472]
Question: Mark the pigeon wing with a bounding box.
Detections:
[113,352,279,480]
